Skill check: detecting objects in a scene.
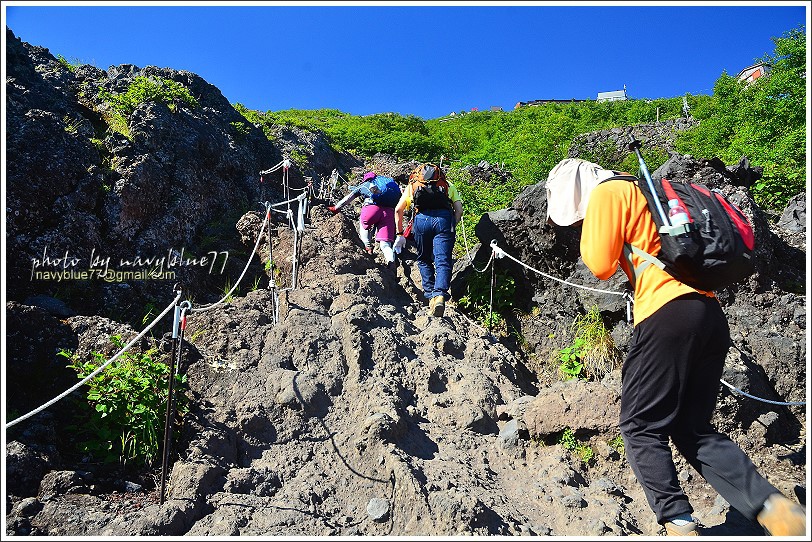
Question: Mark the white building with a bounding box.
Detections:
[597,85,627,102]
[736,62,771,85]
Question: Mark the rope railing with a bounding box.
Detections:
[489,240,634,323]
[269,191,307,210]
[490,240,626,298]
[190,203,272,314]
[258,158,288,176]
[5,289,184,429]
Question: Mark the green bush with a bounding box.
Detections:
[59,335,189,467]
[609,434,625,454]
[559,427,594,463]
[554,305,621,382]
[98,76,199,116]
[235,106,443,161]
[56,54,82,73]
[558,337,586,381]
[674,25,806,210]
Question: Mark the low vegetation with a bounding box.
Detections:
[96,75,199,139]
[59,335,189,467]
[552,305,621,382]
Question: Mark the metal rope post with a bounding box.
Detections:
[264,202,279,325]
[283,158,291,210]
[160,286,183,504]
[488,255,496,332]
[160,296,190,504]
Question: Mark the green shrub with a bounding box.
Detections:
[59,335,189,467]
[230,120,251,140]
[558,427,594,463]
[609,434,625,454]
[100,110,131,140]
[98,76,198,116]
[56,54,82,73]
[457,267,516,331]
[289,148,309,170]
[554,305,621,381]
[558,337,586,381]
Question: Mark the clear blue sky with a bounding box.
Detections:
[4,2,808,120]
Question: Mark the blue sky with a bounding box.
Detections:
[3,2,809,120]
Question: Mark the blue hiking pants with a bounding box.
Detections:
[413,209,455,301]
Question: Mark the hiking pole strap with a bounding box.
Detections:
[623,243,665,286]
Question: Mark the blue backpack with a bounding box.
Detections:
[367,176,401,208]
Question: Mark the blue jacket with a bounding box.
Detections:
[358,176,400,207]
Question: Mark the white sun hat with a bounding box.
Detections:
[545,158,619,226]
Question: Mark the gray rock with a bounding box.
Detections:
[12,497,43,518]
[498,419,521,448]
[366,497,390,522]
[38,471,88,501]
[778,192,805,233]
[22,295,76,317]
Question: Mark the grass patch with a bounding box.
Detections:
[551,305,621,381]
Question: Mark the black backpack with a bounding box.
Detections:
[604,173,756,292]
[409,163,453,212]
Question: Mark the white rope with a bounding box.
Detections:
[720,379,806,406]
[259,158,287,176]
[458,213,494,273]
[269,192,307,209]
[490,240,624,297]
[5,290,184,429]
[190,205,271,313]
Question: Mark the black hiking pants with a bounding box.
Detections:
[619,293,779,525]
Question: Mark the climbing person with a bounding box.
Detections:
[330,171,401,268]
[393,163,463,317]
[544,160,806,537]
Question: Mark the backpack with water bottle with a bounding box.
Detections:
[604,138,756,292]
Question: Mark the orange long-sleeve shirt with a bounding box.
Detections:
[580,179,714,326]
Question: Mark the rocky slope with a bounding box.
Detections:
[4,27,807,537]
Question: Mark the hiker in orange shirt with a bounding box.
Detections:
[545,159,805,536]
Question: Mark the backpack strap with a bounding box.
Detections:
[603,174,669,286]
[622,243,666,287]
[601,174,639,183]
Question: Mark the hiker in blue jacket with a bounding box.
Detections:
[330,171,401,268]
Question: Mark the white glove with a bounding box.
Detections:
[393,235,406,254]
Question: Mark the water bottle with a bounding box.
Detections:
[668,199,690,226]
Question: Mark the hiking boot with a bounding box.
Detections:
[429,295,445,317]
[663,520,700,536]
[756,493,806,536]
